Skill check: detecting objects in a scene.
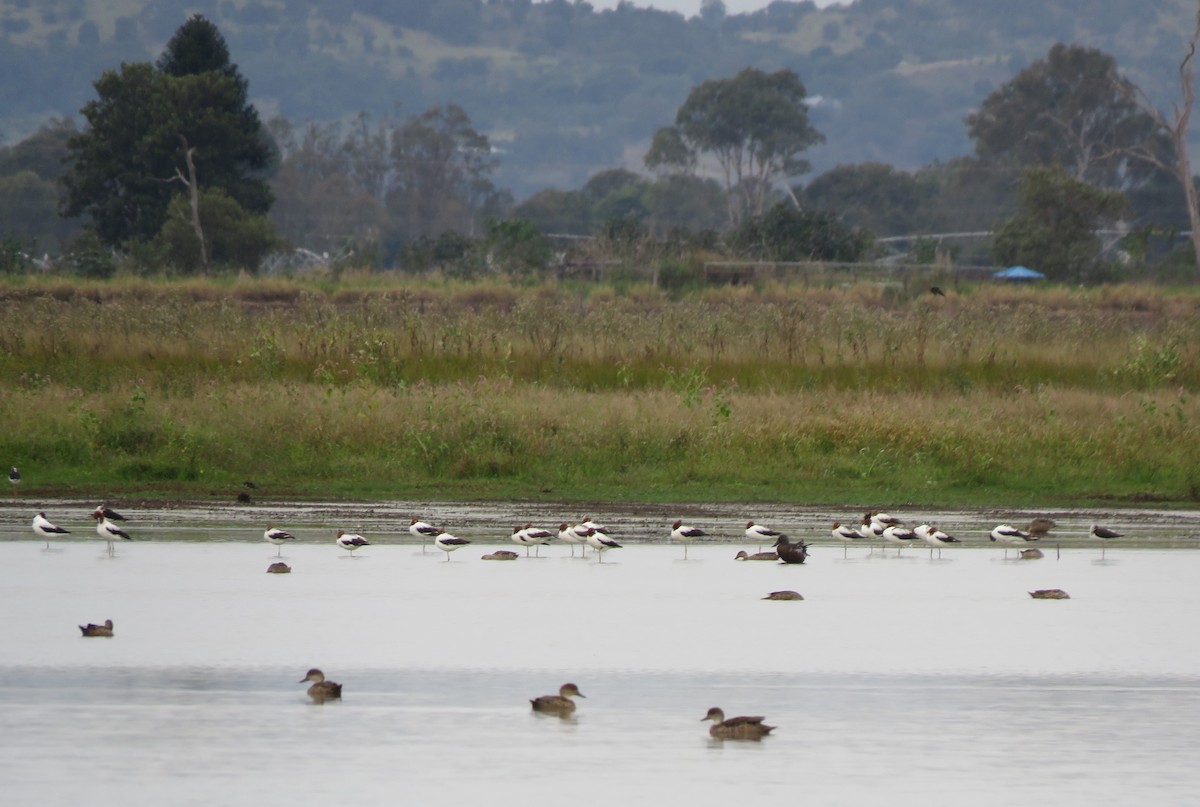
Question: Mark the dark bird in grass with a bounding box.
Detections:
[243,480,258,489]
[930,286,946,296]
[702,707,775,740]
[773,535,809,564]
[9,466,20,496]
[79,619,114,637]
[237,491,252,504]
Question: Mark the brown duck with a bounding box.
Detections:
[482,550,519,560]
[299,668,343,702]
[735,550,779,561]
[79,619,114,637]
[772,535,809,564]
[702,707,775,740]
[762,590,804,600]
[1029,589,1070,599]
[531,683,585,714]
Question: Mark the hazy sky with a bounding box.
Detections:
[583,1,845,16]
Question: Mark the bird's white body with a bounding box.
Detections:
[558,523,590,557]
[336,530,369,555]
[671,520,705,559]
[434,531,471,560]
[33,512,69,548]
[94,516,131,555]
[264,526,295,555]
[586,528,621,561]
[410,518,440,553]
[989,524,1035,545]
[881,525,919,549]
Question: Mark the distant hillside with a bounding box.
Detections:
[1,0,1196,197]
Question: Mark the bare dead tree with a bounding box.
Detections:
[168,133,208,272]
[1126,4,1200,278]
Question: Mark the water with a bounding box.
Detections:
[2,503,1200,805]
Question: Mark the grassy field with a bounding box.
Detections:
[2,274,1198,506]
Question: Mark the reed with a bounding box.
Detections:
[2,276,1198,503]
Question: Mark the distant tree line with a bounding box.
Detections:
[1,14,1199,284]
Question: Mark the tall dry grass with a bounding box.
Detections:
[1,277,1198,502]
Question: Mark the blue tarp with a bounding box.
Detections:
[993,265,1046,281]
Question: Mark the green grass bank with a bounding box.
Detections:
[2,275,1198,506]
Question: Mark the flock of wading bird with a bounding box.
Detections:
[48,502,1136,738]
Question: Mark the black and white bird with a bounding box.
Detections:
[831,521,867,557]
[409,518,440,553]
[8,466,19,496]
[990,524,1037,557]
[92,510,132,555]
[33,511,70,549]
[335,530,370,556]
[881,525,919,555]
[671,520,706,560]
[744,521,782,551]
[1090,525,1124,559]
[434,530,471,561]
[586,528,622,562]
[915,524,960,558]
[264,525,296,556]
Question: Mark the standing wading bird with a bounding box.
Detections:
[671,520,705,560]
[1090,525,1124,559]
[530,683,586,715]
[264,525,296,556]
[831,521,866,558]
[585,527,622,562]
[558,522,591,557]
[33,511,70,549]
[521,524,556,557]
[989,524,1037,558]
[298,668,342,702]
[409,518,440,554]
[701,707,775,740]
[8,466,19,496]
[434,530,471,560]
[915,524,960,558]
[744,521,782,552]
[92,509,131,555]
[881,525,919,555]
[335,530,369,556]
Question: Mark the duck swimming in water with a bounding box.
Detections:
[772,535,809,564]
[299,668,343,702]
[701,707,775,740]
[79,619,114,637]
[531,683,586,714]
[735,550,778,561]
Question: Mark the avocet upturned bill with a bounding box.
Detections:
[744,521,782,551]
[586,528,622,562]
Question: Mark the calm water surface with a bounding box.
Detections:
[2,502,1199,805]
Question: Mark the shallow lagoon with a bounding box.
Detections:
[2,502,1199,806]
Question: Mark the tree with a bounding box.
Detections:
[1124,5,1200,279]
[645,68,824,227]
[61,16,274,252]
[152,187,282,272]
[729,203,872,263]
[387,104,504,239]
[966,43,1171,190]
[800,162,934,236]
[992,165,1127,283]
